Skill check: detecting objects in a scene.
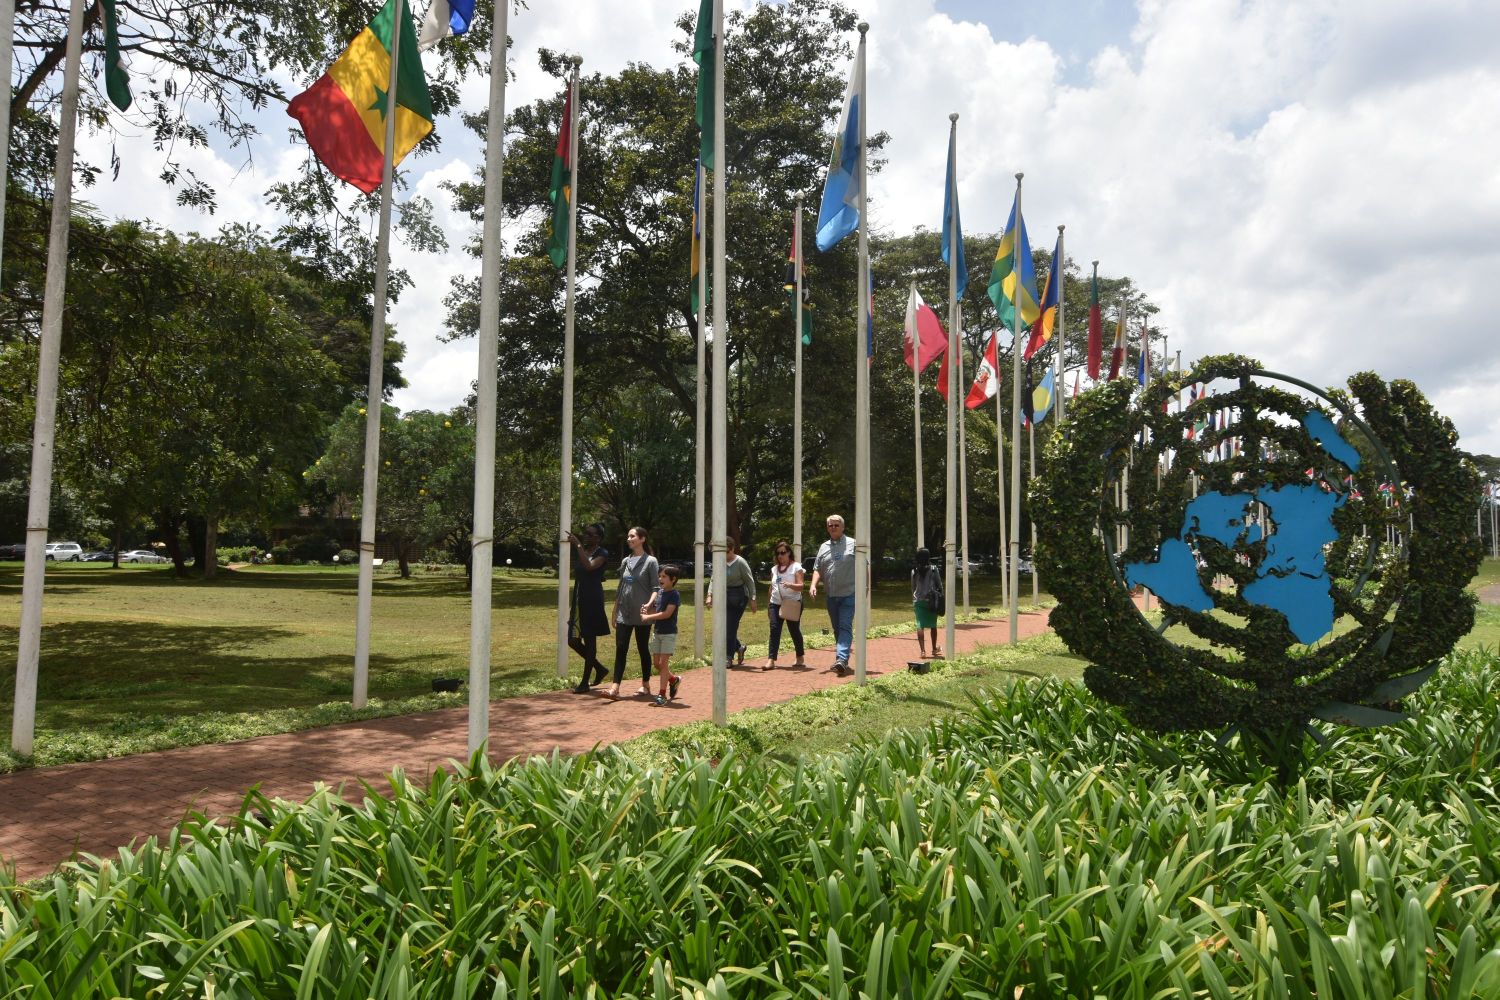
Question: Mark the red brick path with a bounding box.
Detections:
[0,612,1054,882]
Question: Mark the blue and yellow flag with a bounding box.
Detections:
[942,125,966,296]
[1023,230,1062,360]
[987,188,1040,332]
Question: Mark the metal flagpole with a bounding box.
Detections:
[1054,225,1066,424]
[1007,174,1025,644]
[943,113,959,661]
[554,59,582,681]
[853,23,871,685]
[710,0,729,724]
[1029,419,1038,604]
[958,303,971,615]
[11,0,86,756]
[694,161,709,660]
[994,335,1009,619]
[352,0,410,709]
[468,0,510,752]
[793,194,805,565]
[0,0,16,278]
[911,281,925,550]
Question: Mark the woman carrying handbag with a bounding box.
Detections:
[765,540,806,670]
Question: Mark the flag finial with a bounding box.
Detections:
[949,112,959,122]
[1092,259,1099,267]
[1058,224,1065,233]
[570,55,582,67]
[858,22,869,34]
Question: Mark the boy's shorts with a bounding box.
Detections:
[649,633,677,656]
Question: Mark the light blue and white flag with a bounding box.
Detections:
[419,0,476,50]
[816,42,865,252]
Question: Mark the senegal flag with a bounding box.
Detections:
[548,83,576,269]
[693,0,716,170]
[987,189,1040,333]
[286,0,433,195]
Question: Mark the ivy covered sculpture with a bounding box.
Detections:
[1032,355,1482,778]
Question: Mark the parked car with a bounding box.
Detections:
[44,542,83,562]
[0,542,25,560]
[80,550,117,562]
[121,549,169,564]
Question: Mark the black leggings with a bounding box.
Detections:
[768,603,804,659]
[568,630,605,683]
[614,623,652,685]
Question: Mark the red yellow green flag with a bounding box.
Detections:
[547,84,575,269]
[286,0,433,195]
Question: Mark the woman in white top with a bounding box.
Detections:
[765,539,805,670]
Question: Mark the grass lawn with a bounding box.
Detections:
[0,561,1036,770]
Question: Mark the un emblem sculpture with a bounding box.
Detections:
[1034,355,1482,780]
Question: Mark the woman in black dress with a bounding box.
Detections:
[566,523,611,692]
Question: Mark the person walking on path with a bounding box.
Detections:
[705,537,757,667]
[607,526,659,699]
[911,547,944,658]
[765,540,806,670]
[809,514,859,676]
[640,565,684,705]
[565,523,611,693]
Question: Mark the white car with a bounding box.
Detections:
[44,542,83,562]
[121,549,169,564]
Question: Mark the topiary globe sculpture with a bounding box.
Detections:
[1032,354,1482,779]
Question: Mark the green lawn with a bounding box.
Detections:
[0,562,1035,770]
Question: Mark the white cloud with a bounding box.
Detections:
[62,0,1500,455]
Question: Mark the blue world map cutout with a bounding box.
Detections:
[1124,410,1360,644]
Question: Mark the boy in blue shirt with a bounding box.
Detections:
[640,566,683,705]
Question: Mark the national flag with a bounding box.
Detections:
[1030,367,1056,425]
[816,43,864,251]
[903,286,948,372]
[1086,269,1102,379]
[286,0,434,195]
[784,217,811,343]
[101,0,132,111]
[418,0,476,49]
[693,0,716,170]
[546,84,574,269]
[1137,318,1150,387]
[1023,231,1062,360]
[1107,309,1127,379]
[954,331,1000,409]
[1072,372,1080,398]
[866,268,875,362]
[942,125,967,296]
[691,160,704,313]
[988,189,1040,332]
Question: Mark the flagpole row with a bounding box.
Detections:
[11,0,86,756]
[943,112,959,662]
[466,0,510,753]
[555,59,582,683]
[352,0,409,710]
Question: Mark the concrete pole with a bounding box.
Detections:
[553,60,582,681]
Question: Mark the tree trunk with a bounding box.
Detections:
[112,523,122,569]
[398,541,411,579]
[202,513,218,580]
[159,511,187,576]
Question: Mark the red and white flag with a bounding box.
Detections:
[903,286,948,372]
[940,330,999,410]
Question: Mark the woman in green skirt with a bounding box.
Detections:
[911,547,943,658]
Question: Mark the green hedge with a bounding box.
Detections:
[3,650,1498,997]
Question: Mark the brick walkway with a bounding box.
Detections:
[0,611,1054,882]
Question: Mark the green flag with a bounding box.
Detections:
[693,0,715,170]
[102,0,133,111]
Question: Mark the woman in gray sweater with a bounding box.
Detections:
[706,537,757,667]
[607,526,659,698]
